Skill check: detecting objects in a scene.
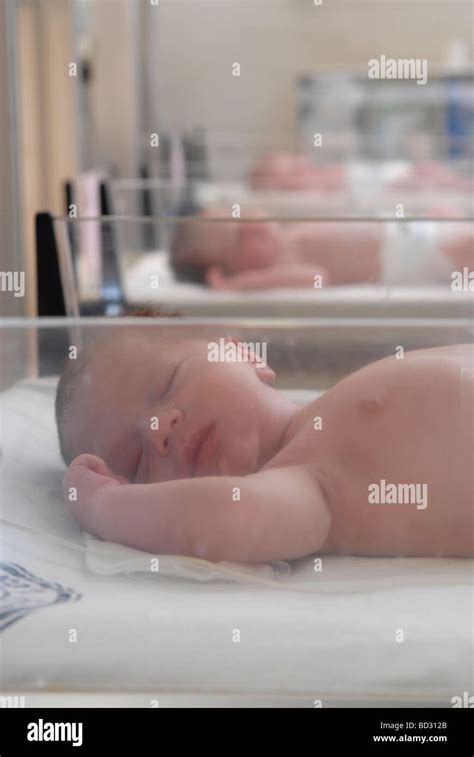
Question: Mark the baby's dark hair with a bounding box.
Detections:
[55,305,180,465]
[169,217,208,285]
[55,344,91,465]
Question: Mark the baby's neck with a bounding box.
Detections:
[255,396,298,470]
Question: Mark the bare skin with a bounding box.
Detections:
[249,152,474,193]
[175,208,472,291]
[176,210,382,289]
[63,338,474,563]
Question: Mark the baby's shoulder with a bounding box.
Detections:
[261,396,330,467]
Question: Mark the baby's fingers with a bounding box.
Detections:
[64,454,124,525]
[206,267,231,289]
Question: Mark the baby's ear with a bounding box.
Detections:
[224,336,276,384]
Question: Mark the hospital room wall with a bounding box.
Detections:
[86,0,142,177]
[1,0,80,321]
[1,0,80,389]
[0,0,23,319]
[145,0,473,148]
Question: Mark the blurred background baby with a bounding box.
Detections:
[171,196,473,290]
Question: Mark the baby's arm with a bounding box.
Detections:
[207,264,327,290]
[440,230,474,270]
[65,454,330,563]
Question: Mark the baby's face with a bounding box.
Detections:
[67,335,280,484]
[179,210,282,277]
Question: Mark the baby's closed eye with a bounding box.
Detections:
[161,360,183,399]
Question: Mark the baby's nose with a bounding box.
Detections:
[151,408,183,455]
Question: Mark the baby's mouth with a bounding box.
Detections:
[183,425,216,476]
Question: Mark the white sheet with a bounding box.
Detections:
[1,377,472,704]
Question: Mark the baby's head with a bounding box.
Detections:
[249,152,317,190]
[56,330,293,484]
[170,206,282,284]
[249,152,345,191]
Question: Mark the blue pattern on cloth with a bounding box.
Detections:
[0,562,82,631]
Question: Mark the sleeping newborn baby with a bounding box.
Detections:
[249,153,474,193]
[57,333,474,563]
[171,208,473,290]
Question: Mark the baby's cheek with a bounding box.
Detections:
[239,224,280,269]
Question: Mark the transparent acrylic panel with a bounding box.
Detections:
[107,163,474,220]
[108,179,190,224]
[139,126,474,183]
[52,215,474,319]
[0,318,473,703]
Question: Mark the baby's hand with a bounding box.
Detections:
[64,454,128,533]
[207,263,327,290]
